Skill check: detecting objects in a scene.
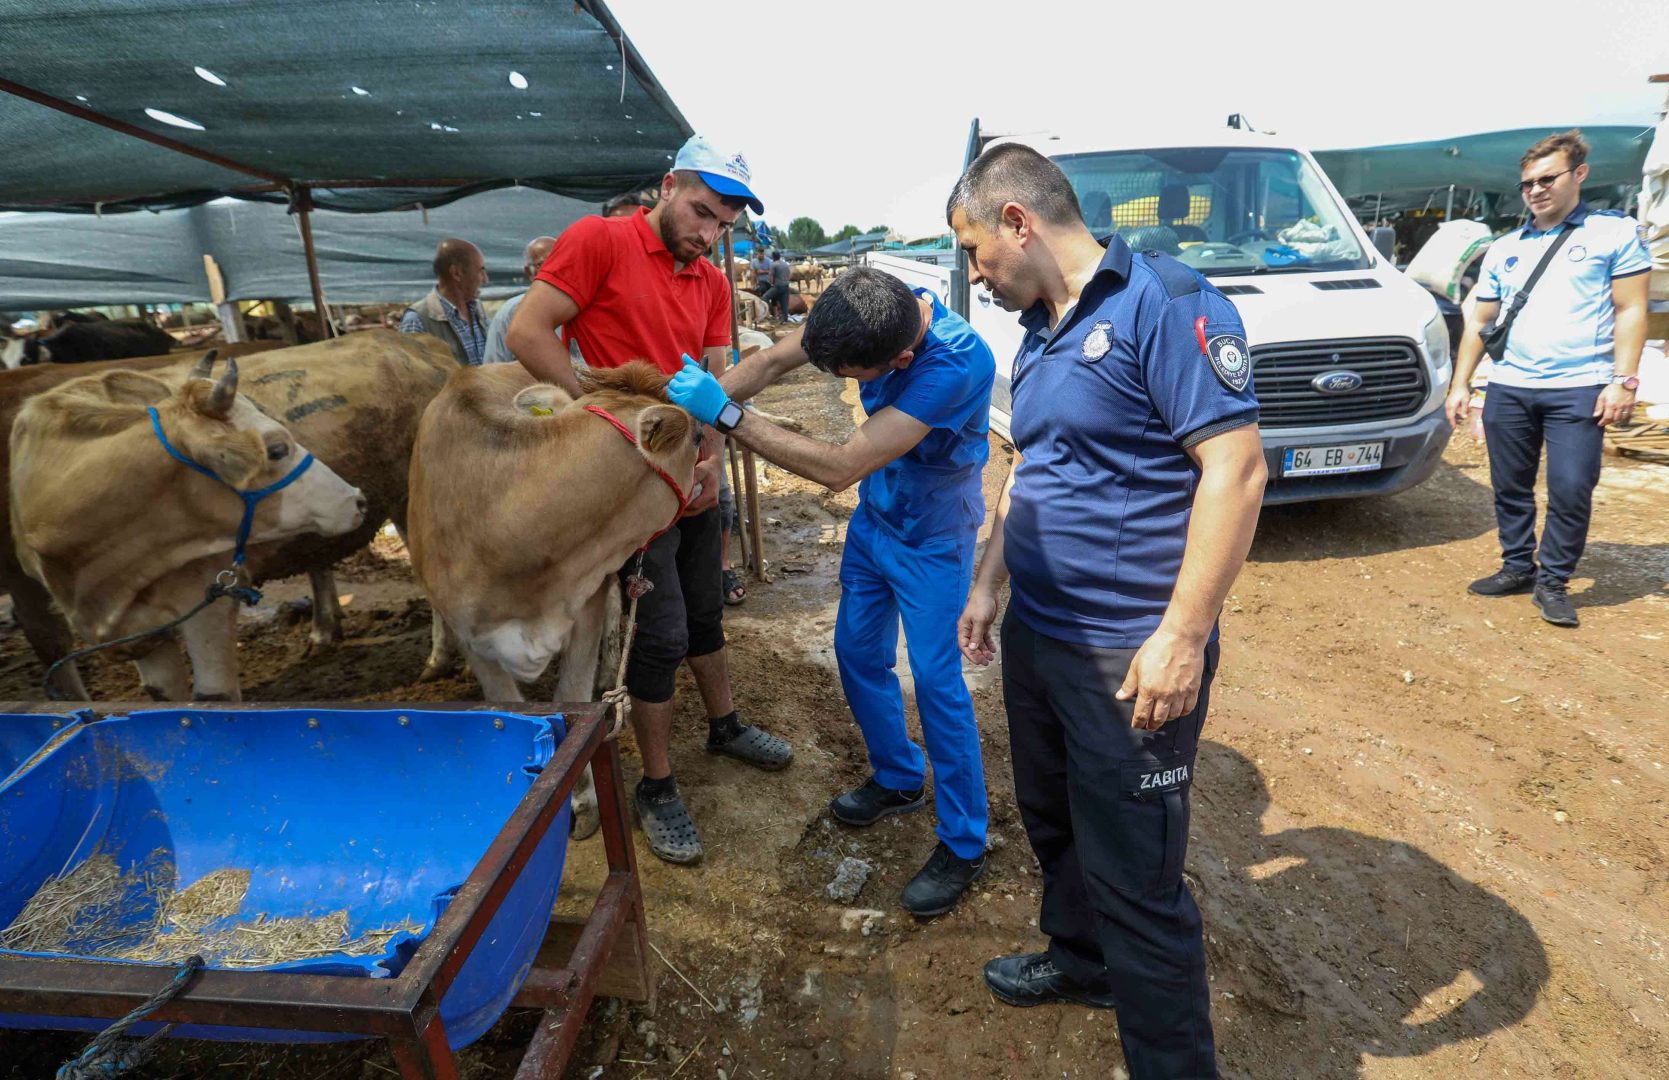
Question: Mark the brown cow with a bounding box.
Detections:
[2,332,456,699]
[0,343,289,697]
[12,358,367,700]
[407,361,702,836]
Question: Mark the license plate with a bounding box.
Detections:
[1281,442,1385,477]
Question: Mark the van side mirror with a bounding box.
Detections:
[1371,227,1396,263]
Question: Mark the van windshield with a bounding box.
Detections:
[1052,147,1370,275]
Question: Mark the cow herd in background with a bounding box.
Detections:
[0,322,688,838]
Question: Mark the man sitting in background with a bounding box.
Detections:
[400,238,489,366]
[484,235,561,366]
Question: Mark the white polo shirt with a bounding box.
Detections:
[1477,202,1650,387]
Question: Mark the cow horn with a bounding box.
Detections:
[205,357,239,417]
[190,349,218,380]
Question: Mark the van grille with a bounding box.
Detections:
[1252,337,1427,428]
[1310,278,1382,291]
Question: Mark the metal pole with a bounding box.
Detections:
[1445,184,1455,221]
[0,76,291,187]
[293,189,336,339]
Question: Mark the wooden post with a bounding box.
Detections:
[202,254,246,343]
[722,227,769,582]
[293,187,336,339]
[271,299,300,345]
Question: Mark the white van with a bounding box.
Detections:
[869,122,1455,503]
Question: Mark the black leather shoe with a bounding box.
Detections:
[900,841,985,916]
[1468,568,1536,596]
[830,776,925,826]
[983,952,1118,1009]
[1533,580,1579,627]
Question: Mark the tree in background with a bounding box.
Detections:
[833,224,863,242]
[867,225,891,236]
[786,216,828,250]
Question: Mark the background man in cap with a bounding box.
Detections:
[507,135,793,867]
[483,235,560,366]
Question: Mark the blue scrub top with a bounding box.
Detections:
[856,288,994,544]
[1005,236,1259,649]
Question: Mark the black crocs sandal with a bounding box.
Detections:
[707,724,793,770]
[723,567,746,606]
[635,780,704,866]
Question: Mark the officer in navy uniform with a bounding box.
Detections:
[951,144,1268,1080]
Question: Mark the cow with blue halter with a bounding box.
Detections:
[9,353,367,701]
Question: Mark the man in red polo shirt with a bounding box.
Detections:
[507,135,793,867]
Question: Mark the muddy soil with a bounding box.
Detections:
[3,359,1665,1080]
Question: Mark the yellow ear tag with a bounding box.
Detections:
[528,405,553,417]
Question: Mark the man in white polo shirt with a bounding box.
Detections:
[1446,129,1651,628]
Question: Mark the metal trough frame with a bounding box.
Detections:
[0,700,654,1080]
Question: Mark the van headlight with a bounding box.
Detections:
[1423,310,1452,387]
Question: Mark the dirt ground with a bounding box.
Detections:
[3,358,1666,1080]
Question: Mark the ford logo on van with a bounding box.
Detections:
[1312,370,1363,394]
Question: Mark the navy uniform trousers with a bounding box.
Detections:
[1002,608,1218,1080]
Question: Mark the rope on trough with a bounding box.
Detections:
[57,955,205,1080]
[603,550,650,739]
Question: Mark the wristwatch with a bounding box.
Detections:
[1611,374,1640,391]
[713,399,745,434]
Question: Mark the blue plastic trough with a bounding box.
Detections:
[0,709,571,1049]
[0,712,85,784]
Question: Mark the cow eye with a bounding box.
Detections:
[266,442,290,461]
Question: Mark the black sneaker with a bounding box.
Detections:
[829,776,925,827]
[1468,568,1536,596]
[983,953,1118,1010]
[1532,580,1579,627]
[900,841,985,916]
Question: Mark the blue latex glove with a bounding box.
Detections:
[666,353,732,426]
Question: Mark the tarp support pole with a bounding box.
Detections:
[293,188,337,339]
[202,255,246,343]
[0,76,291,187]
[722,227,768,583]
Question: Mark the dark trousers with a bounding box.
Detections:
[1482,382,1604,585]
[1002,609,1217,1080]
[619,508,726,704]
[761,283,792,318]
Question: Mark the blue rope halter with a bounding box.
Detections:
[146,406,316,570]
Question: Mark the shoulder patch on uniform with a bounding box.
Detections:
[1203,325,1251,393]
[1140,250,1203,299]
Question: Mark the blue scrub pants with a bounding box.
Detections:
[1482,382,1605,585]
[835,507,988,860]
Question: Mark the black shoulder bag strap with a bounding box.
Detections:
[1483,222,1575,362]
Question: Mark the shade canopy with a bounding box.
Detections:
[1316,126,1651,201]
[0,187,599,310]
[0,0,692,213]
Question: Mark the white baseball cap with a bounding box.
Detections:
[673,134,764,215]
[9,318,39,335]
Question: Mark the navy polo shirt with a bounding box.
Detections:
[856,288,994,543]
[1004,236,1259,649]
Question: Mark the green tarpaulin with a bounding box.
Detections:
[0,0,691,213]
[1316,126,1651,203]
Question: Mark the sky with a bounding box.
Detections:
[609,0,1668,239]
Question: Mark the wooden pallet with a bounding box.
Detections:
[1604,417,1669,458]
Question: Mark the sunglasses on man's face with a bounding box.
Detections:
[1518,168,1574,193]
